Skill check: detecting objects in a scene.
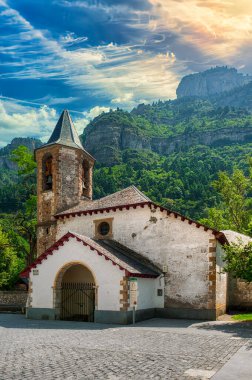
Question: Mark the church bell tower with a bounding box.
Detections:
[35,110,95,256]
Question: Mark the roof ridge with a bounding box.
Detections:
[131,185,151,201]
[95,185,151,203]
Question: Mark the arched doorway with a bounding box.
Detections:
[54,263,96,322]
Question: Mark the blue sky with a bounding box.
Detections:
[0,0,252,146]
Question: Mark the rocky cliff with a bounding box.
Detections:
[83,104,252,166]
[176,67,252,99]
[0,137,42,169]
[213,81,252,110]
[84,122,252,165]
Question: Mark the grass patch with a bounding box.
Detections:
[232,313,252,321]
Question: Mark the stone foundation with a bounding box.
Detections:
[0,291,28,312]
[228,277,252,310]
[27,306,217,323]
[0,291,27,306]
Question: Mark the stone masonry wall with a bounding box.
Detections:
[228,278,252,310]
[36,145,94,256]
[0,291,28,306]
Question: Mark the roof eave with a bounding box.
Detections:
[34,142,95,162]
[55,200,226,244]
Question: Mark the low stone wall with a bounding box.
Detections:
[228,278,252,310]
[0,291,28,306]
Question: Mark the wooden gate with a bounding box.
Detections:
[60,282,95,322]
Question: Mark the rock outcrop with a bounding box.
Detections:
[176,67,252,99]
[0,137,42,169]
[83,118,252,166]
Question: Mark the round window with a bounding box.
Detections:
[98,222,110,236]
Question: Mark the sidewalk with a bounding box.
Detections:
[212,343,252,380]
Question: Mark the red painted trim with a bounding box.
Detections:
[55,201,150,219]
[19,231,159,279]
[54,200,226,244]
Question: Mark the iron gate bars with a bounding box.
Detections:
[60,282,95,322]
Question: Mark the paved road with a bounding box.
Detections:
[0,314,251,380]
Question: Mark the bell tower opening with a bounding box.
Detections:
[82,160,91,198]
[35,109,95,257]
[42,154,53,191]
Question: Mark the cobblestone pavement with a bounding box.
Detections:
[0,315,251,380]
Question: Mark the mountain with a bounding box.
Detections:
[2,66,252,220]
[0,137,41,213]
[213,81,252,110]
[176,66,252,99]
[83,98,252,166]
[0,137,42,170]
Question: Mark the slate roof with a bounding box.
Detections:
[95,238,162,277]
[56,185,151,216]
[43,110,93,159]
[20,231,161,278]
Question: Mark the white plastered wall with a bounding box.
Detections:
[31,238,124,311]
[136,277,164,310]
[56,205,215,310]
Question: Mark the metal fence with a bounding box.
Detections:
[60,282,95,322]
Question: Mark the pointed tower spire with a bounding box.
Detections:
[47,110,84,150]
[35,109,95,256]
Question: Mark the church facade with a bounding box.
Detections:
[21,110,231,323]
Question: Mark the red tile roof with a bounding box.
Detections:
[56,186,150,216]
[20,231,160,279]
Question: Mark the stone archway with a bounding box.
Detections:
[54,262,96,321]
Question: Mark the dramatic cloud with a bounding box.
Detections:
[0,99,109,146]
[1,0,252,145]
[0,101,56,146]
[149,0,252,68]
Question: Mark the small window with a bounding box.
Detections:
[94,218,113,239]
[98,222,110,236]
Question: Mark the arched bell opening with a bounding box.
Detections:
[42,154,53,191]
[81,160,91,198]
[54,262,96,322]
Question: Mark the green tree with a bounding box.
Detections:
[0,226,23,289]
[14,195,37,265]
[201,168,251,233]
[223,241,252,282]
[200,208,229,231]
[7,146,37,264]
[11,146,37,176]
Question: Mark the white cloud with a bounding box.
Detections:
[0,2,181,109]
[0,99,110,146]
[0,101,57,146]
[34,95,79,106]
[74,106,111,133]
[111,93,134,104]
[60,32,88,45]
[84,106,110,119]
[149,0,252,63]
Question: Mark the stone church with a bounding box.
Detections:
[20,110,245,323]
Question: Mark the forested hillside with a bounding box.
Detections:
[1,66,252,287]
[1,95,252,219]
[83,98,252,165]
[0,138,41,212]
[83,98,252,220]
